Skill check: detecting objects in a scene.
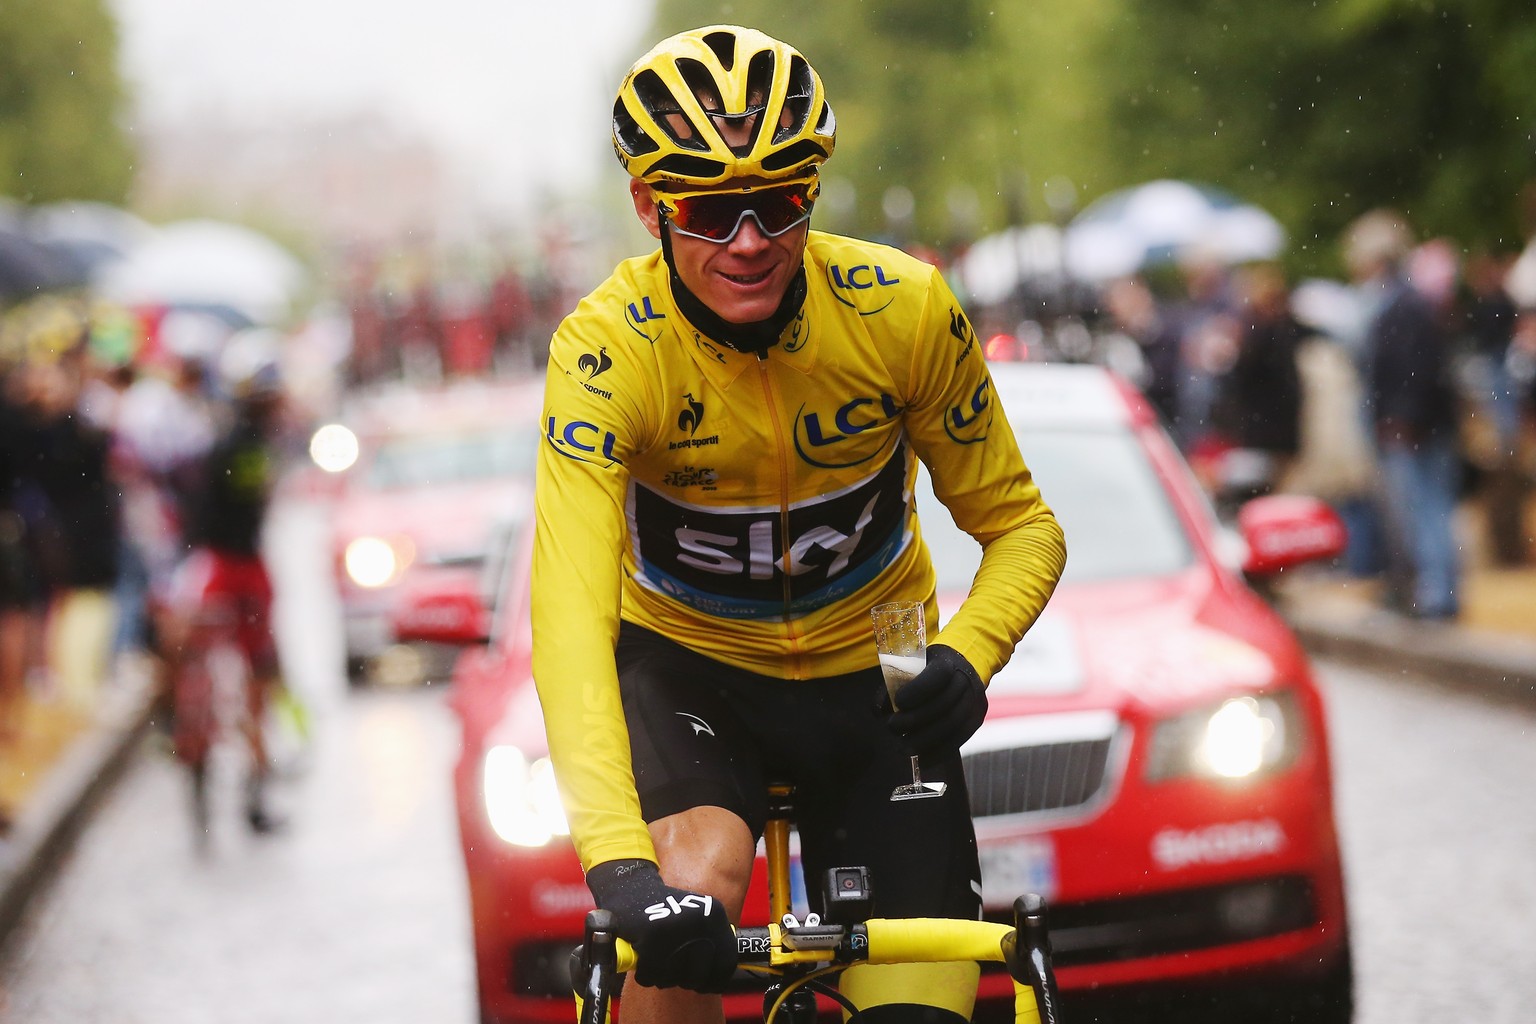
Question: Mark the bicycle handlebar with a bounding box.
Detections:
[573,895,1062,1023]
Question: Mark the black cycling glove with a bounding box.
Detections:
[585,858,737,992]
[882,643,989,757]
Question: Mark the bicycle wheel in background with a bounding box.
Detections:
[171,651,216,845]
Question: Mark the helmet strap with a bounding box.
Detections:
[659,221,807,356]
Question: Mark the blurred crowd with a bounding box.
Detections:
[0,297,304,825]
[1081,208,1535,620]
[340,246,585,387]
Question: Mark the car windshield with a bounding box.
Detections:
[365,431,534,490]
[919,426,1195,586]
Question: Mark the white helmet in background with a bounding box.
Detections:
[218,327,284,400]
[159,309,233,364]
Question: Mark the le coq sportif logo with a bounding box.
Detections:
[579,347,612,379]
[678,393,705,435]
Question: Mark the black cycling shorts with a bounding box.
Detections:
[616,621,981,922]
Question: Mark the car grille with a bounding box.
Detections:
[982,874,1320,966]
[961,711,1122,820]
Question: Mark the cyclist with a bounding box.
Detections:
[160,333,289,834]
[532,25,1066,1024]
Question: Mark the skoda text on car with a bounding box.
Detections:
[407,362,1352,1023]
[318,377,540,681]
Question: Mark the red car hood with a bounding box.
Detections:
[485,568,1288,758]
[334,480,530,560]
[958,567,1282,719]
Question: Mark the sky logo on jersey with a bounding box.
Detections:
[793,393,903,468]
[827,262,900,315]
[625,295,667,342]
[544,416,622,468]
[630,445,912,618]
[943,375,993,445]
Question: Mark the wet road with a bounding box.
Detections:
[0,686,474,1024]
[0,496,1532,1021]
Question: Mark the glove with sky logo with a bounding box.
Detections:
[586,858,737,991]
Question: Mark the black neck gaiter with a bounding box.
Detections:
[660,224,808,356]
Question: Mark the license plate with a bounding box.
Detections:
[978,836,1058,908]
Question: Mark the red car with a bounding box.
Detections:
[317,377,541,681]
[404,361,1352,1023]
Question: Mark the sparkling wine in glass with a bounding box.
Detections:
[871,601,947,801]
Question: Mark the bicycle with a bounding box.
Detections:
[571,784,1064,1023]
[164,580,299,843]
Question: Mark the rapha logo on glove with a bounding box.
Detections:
[644,893,715,921]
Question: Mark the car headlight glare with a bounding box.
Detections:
[344,536,411,588]
[309,423,360,473]
[484,745,569,847]
[1147,692,1299,782]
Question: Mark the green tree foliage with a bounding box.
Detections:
[644,0,1536,270]
[0,0,134,204]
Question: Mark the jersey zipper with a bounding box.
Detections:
[753,350,804,669]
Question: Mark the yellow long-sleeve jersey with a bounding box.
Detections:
[531,231,1066,871]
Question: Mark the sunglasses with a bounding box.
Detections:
[656,181,815,243]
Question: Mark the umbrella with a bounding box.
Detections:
[26,201,156,276]
[93,219,307,325]
[1063,179,1286,282]
[951,223,1068,306]
[0,225,91,300]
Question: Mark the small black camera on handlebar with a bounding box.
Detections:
[821,865,874,925]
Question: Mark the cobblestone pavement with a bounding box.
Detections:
[0,685,475,1024]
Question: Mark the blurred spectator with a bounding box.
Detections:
[1102,275,1180,428]
[1211,263,1305,507]
[1163,252,1242,481]
[1343,209,1462,619]
[1285,280,1381,571]
[112,343,220,663]
[12,340,120,711]
[0,369,27,750]
[1460,250,1527,565]
[488,264,533,372]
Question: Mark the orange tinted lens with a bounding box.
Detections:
[667,184,811,241]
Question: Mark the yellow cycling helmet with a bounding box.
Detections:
[612,25,836,189]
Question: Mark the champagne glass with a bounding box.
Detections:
[871,601,947,801]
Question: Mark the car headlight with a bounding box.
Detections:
[344,536,413,588]
[309,423,359,473]
[484,745,570,847]
[1145,692,1301,782]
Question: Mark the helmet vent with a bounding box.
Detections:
[814,100,836,139]
[649,154,728,180]
[773,56,815,145]
[613,99,659,158]
[633,69,709,152]
[761,139,827,174]
[701,29,738,71]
